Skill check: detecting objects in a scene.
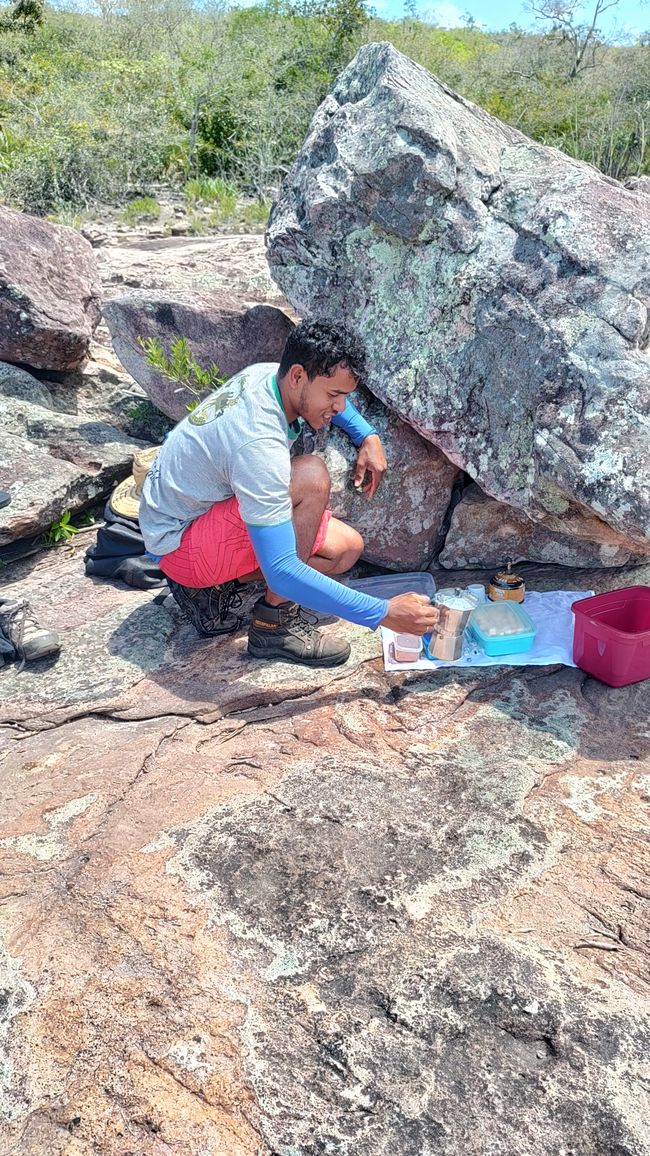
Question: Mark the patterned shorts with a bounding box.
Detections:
[159,498,331,589]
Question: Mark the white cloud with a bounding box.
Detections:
[420,1,465,25]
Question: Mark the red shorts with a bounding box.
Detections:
[159,497,332,589]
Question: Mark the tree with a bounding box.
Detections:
[1,0,45,32]
[528,0,620,79]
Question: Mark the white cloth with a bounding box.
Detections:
[381,590,594,672]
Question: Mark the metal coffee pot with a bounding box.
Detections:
[428,588,478,661]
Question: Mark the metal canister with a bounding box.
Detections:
[428,629,464,661]
[428,588,478,660]
[487,559,526,603]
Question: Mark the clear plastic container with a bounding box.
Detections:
[392,633,423,663]
[346,572,436,601]
[469,601,536,656]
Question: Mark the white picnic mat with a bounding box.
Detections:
[381,590,594,672]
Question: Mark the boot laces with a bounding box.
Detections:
[1,600,38,672]
[206,581,243,625]
[285,603,318,639]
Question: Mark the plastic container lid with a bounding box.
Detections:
[346,571,436,601]
[469,600,536,656]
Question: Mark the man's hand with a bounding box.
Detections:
[381,594,440,635]
[354,434,387,499]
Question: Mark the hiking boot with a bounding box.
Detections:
[247,599,351,667]
[166,578,243,636]
[0,598,61,671]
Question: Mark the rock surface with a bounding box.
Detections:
[306,385,459,569]
[267,42,650,559]
[441,483,638,568]
[0,361,149,545]
[103,293,295,419]
[0,207,101,370]
[1,540,649,1153]
[100,232,285,304]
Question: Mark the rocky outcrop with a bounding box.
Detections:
[0,207,101,370]
[267,42,650,560]
[103,293,295,420]
[1,542,650,1153]
[0,361,149,545]
[307,385,459,570]
[440,483,638,568]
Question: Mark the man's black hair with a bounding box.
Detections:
[278,319,367,384]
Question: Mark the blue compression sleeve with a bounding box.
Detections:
[331,398,378,447]
[246,520,388,629]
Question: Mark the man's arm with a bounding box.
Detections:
[331,398,387,498]
[247,521,438,635]
[246,520,388,628]
[331,397,378,446]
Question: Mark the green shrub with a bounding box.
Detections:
[138,336,226,405]
[238,199,270,228]
[184,176,238,213]
[120,196,161,225]
[124,398,174,442]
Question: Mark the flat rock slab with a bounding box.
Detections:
[0,362,150,545]
[100,233,287,306]
[1,544,649,1153]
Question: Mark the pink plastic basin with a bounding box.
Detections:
[572,586,650,687]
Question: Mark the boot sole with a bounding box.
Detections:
[247,644,350,668]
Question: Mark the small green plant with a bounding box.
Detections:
[43,509,92,546]
[47,204,86,229]
[187,212,207,236]
[138,336,227,407]
[184,177,238,216]
[239,199,270,229]
[124,398,174,441]
[120,196,161,226]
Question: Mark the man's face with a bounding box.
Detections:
[296,364,358,429]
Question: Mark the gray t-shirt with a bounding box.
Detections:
[140,363,302,556]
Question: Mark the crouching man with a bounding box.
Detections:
[139,320,439,667]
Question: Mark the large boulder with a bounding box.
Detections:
[440,483,638,569]
[0,362,149,545]
[267,42,650,559]
[104,293,295,420]
[0,207,101,370]
[307,385,459,570]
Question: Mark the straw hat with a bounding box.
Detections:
[109,445,159,521]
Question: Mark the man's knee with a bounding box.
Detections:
[291,454,331,502]
[343,525,364,564]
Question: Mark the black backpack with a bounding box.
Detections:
[84,502,167,590]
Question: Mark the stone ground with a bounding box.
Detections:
[2,223,650,1153]
[1,538,649,1155]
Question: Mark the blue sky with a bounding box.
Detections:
[371,0,648,40]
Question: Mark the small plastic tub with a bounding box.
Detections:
[392,633,423,663]
[469,601,536,656]
[571,585,650,687]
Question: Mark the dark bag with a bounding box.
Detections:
[85,503,167,590]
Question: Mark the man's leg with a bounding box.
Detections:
[246,455,363,667]
[240,455,364,597]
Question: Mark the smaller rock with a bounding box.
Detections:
[439,484,641,568]
[0,361,149,544]
[0,207,101,371]
[103,293,295,420]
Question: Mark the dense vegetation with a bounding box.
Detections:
[0,0,648,218]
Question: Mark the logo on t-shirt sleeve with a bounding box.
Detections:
[188,376,245,426]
